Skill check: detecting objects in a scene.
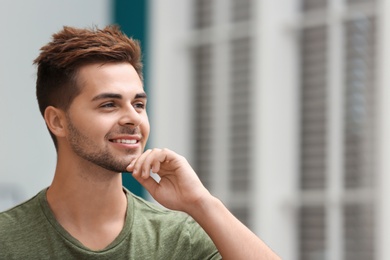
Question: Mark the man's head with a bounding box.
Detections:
[34,25,143,149]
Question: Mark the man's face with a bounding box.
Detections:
[64,62,149,173]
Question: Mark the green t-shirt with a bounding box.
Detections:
[0,188,221,259]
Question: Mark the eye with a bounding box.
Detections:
[100,102,116,108]
[134,102,146,110]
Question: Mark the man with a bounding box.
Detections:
[0,26,280,259]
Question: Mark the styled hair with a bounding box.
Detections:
[34,25,143,148]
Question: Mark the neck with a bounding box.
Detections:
[46,154,128,250]
[48,155,127,220]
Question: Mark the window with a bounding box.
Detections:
[298,1,377,259]
[192,45,214,190]
[191,0,254,227]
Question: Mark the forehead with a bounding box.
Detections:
[76,62,143,97]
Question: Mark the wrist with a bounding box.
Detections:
[185,192,220,221]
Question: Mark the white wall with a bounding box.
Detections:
[0,0,111,210]
[148,0,193,158]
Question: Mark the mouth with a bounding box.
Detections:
[110,139,138,144]
[108,134,141,146]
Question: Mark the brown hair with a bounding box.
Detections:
[34,25,143,148]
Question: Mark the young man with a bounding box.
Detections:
[0,26,280,259]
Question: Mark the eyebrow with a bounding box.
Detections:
[91,92,147,102]
[134,92,148,99]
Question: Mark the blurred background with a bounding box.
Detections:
[1,0,389,259]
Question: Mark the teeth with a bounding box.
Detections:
[113,139,137,144]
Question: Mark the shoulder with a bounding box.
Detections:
[126,190,196,234]
[125,188,184,214]
[0,190,45,237]
[131,195,221,259]
[0,193,39,223]
[126,190,216,239]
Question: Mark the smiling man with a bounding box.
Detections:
[0,26,280,259]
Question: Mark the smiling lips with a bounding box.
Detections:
[111,139,138,144]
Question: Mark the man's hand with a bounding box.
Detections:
[126,148,210,213]
[127,148,281,259]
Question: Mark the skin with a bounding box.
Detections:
[45,62,149,249]
[44,62,280,259]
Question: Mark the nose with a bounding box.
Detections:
[118,105,142,127]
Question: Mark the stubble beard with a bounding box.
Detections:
[67,118,138,173]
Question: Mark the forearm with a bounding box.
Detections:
[128,149,280,259]
[187,195,281,260]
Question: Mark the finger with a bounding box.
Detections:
[148,148,167,171]
[132,170,159,195]
[151,160,161,173]
[159,148,187,170]
[137,148,164,179]
[126,157,137,172]
[140,148,166,178]
[132,149,153,176]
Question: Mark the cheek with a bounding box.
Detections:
[141,117,150,138]
[79,117,114,137]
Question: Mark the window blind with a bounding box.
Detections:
[343,15,376,260]
[191,0,254,228]
[300,26,328,191]
[298,1,378,259]
[192,45,214,190]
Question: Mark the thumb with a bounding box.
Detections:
[132,172,158,195]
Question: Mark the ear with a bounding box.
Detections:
[44,106,67,138]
